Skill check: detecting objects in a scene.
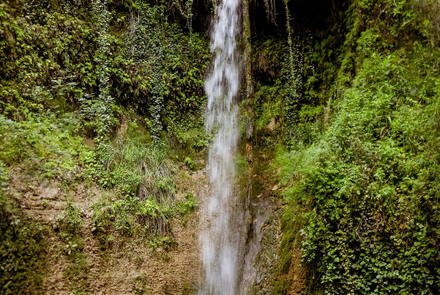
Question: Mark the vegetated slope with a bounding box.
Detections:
[0,0,211,294]
[275,0,440,294]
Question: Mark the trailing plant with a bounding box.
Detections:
[172,0,194,38]
[80,0,115,138]
[121,2,210,139]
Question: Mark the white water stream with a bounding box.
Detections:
[200,0,241,293]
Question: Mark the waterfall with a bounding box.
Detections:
[200,0,241,293]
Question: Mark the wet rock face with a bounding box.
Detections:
[237,195,283,295]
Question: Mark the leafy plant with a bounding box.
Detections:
[184,157,196,170]
[55,203,83,237]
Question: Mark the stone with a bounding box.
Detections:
[266,118,277,131]
[192,171,205,181]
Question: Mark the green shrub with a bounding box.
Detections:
[56,203,83,236]
[177,193,197,215]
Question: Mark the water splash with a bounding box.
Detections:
[200,0,241,293]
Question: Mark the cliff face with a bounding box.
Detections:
[1,0,440,294]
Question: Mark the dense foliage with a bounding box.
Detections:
[276,0,440,294]
[0,0,209,139]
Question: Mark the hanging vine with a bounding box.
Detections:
[172,0,194,38]
[264,0,277,24]
[124,4,175,139]
[281,0,297,139]
[281,0,313,146]
[81,0,114,139]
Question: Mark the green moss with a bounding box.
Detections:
[0,215,48,294]
[65,252,89,294]
[132,273,149,295]
[278,208,304,277]
[182,283,192,295]
[280,251,292,275]
[272,278,289,295]
[280,229,295,254]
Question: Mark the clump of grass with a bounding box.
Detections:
[106,139,176,206]
[91,139,197,239]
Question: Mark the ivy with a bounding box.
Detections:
[120,2,209,140]
[92,0,114,138]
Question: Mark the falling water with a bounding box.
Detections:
[200,0,241,293]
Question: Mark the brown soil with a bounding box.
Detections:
[288,249,307,295]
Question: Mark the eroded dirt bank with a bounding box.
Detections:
[9,147,304,295]
[11,165,209,294]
